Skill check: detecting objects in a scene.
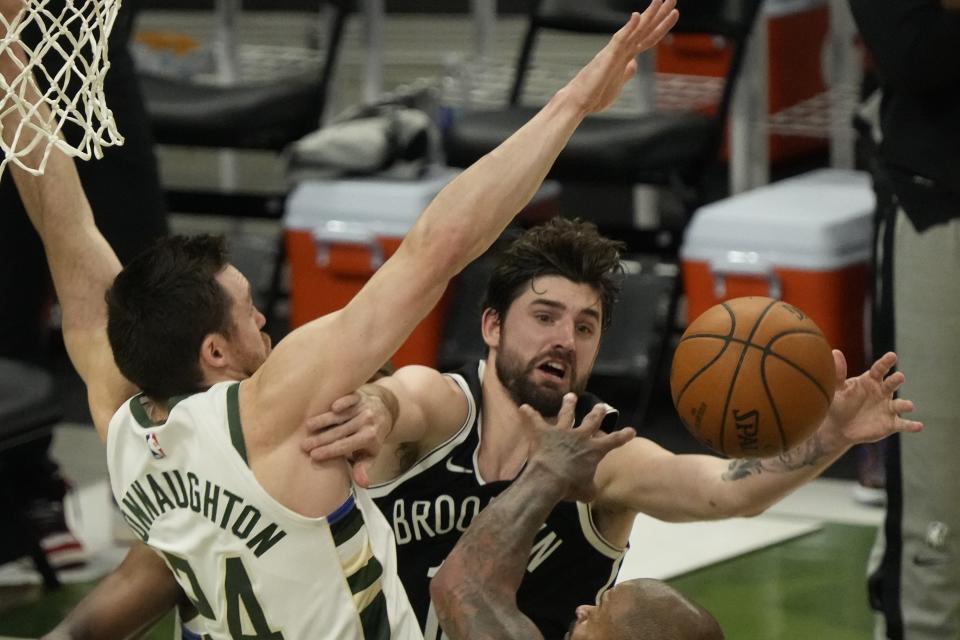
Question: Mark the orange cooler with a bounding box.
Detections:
[680,169,874,372]
[656,0,830,163]
[283,169,458,367]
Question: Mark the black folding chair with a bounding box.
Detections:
[445,0,764,245]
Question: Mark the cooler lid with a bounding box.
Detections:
[681,169,875,270]
[765,0,826,18]
[283,167,459,236]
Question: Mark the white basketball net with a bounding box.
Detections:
[0,0,123,178]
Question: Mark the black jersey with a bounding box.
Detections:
[369,361,626,640]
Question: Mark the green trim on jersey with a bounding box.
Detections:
[226,383,247,464]
[348,556,383,594]
[328,503,391,638]
[129,394,154,428]
[128,392,196,428]
[166,393,192,412]
[330,506,364,546]
[360,591,391,640]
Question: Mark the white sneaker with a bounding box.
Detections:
[853,484,887,508]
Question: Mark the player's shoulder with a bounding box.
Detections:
[390,365,467,403]
[386,365,471,442]
[392,364,447,385]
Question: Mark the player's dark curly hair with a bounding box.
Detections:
[106,234,233,399]
[483,218,624,329]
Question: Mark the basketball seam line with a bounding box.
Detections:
[761,334,835,402]
[719,299,778,456]
[673,305,738,446]
[676,331,833,401]
[759,349,788,452]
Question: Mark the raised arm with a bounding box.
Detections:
[430,395,635,639]
[1,4,135,437]
[595,351,922,522]
[241,2,679,444]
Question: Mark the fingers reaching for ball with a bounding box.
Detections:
[520,395,635,502]
[832,349,847,388]
[825,349,924,446]
[864,351,922,434]
[882,371,906,396]
[869,351,898,380]
[869,352,910,400]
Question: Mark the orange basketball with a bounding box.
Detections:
[670,297,837,458]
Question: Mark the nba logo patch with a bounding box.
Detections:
[146,432,166,459]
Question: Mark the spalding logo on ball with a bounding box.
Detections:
[670,296,837,458]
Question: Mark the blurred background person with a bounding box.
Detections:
[848,0,960,637]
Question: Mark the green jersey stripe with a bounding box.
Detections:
[129,395,153,428]
[330,505,364,546]
[226,383,247,464]
[348,556,383,594]
[128,392,197,429]
[166,393,193,412]
[359,591,391,640]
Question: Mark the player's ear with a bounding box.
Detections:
[199,333,228,369]
[481,308,501,349]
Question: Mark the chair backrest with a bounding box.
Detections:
[509,0,764,135]
[142,0,354,152]
[231,0,354,145]
[0,358,62,454]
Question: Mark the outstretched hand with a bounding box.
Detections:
[824,350,922,448]
[561,0,679,115]
[520,393,635,503]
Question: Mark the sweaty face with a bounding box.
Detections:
[216,266,271,377]
[492,276,602,417]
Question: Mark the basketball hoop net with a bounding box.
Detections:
[0,0,123,178]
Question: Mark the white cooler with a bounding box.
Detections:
[680,169,875,372]
[283,169,458,367]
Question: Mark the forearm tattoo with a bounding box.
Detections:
[722,432,827,481]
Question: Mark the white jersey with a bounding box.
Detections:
[106,381,422,640]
